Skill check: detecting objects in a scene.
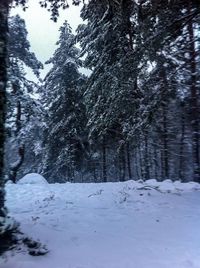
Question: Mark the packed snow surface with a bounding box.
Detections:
[17,173,48,185]
[3,179,200,268]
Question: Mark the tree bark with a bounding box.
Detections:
[179,105,185,182]
[135,147,140,180]
[0,0,8,214]
[160,145,164,180]
[15,100,21,134]
[10,144,25,183]
[119,143,126,182]
[153,143,158,180]
[139,143,144,180]
[126,142,132,179]
[0,0,16,255]
[102,136,107,182]
[188,1,200,182]
[162,104,169,179]
[144,132,150,180]
[93,161,97,183]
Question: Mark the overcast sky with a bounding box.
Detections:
[11,0,83,80]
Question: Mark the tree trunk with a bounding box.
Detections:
[153,143,158,180]
[10,144,25,183]
[0,1,30,257]
[179,105,185,182]
[15,100,21,134]
[102,136,107,182]
[0,0,13,255]
[92,159,97,183]
[160,145,164,180]
[126,142,132,179]
[135,147,140,180]
[144,132,150,180]
[188,2,200,182]
[119,144,126,182]
[162,104,169,179]
[0,0,8,211]
[139,143,144,180]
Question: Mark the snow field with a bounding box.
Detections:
[2,179,200,268]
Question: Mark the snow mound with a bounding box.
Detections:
[145,179,160,187]
[18,173,48,185]
[5,180,13,185]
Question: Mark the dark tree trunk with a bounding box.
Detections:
[0,0,12,255]
[144,132,150,180]
[102,136,107,182]
[119,144,126,182]
[162,104,169,179]
[0,0,8,213]
[126,142,132,179]
[153,143,158,180]
[160,146,164,180]
[139,143,144,180]
[188,2,200,182]
[179,106,185,182]
[10,144,25,183]
[92,159,97,183]
[15,100,22,134]
[135,147,140,180]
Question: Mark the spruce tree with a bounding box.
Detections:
[0,0,17,255]
[0,0,70,255]
[43,21,86,182]
[77,0,142,181]
[6,15,43,182]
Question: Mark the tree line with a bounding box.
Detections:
[6,0,200,184]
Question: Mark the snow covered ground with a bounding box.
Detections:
[2,179,200,268]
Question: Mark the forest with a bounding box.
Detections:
[5,0,200,183]
[0,0,200,265]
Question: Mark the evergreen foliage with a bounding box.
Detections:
[6,15,43,183]
[40,0,200,183]
[1,12,45,256]
[0,0,13,255]
[0,0,83,257]
[42,22,87,182]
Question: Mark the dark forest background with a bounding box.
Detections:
[6,0,200,184]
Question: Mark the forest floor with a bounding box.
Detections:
[2,179,200,268]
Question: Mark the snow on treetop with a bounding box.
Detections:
[18,173,48,185]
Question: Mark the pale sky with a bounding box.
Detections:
[11,0,83,80]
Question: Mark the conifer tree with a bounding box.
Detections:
[0,0,16,254]
[77,0,142,181]
[43,21,86,182]
[6,15,43,183]
[0,0,82,254]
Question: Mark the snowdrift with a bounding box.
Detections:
[18,173,48,185]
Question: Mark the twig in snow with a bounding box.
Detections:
[88,189,104,198]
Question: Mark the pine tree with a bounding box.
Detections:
[0,0,17,255]
[6,15,43,183]
[0,1,51,255]
[43,21,86,182]
[127,0,200,181]
[77,0,142,181]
